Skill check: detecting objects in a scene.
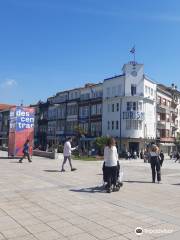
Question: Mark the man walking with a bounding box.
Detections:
[61,137,78,172]
[19,139,32,163]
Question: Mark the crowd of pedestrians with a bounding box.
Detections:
[19,137,180,193]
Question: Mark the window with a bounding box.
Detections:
[162,98,166,105]
[112,121,114,130]
[106,88,110,97]
[138,121,142,130]
[116,121,119,129]
[157,96,161,104]
[131,84,136,96]
[133,102,136,110]
[166,114,170,122]
[127,102,132,111]
[91,105,96,115]
[112,104,114,112]
[126,120,131,129]
[116,103,119,111]
[167,101,170,107]
[97,104,102,115]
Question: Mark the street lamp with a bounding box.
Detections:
[119,97,122,155]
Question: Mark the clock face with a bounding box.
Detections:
[131,71,137,77]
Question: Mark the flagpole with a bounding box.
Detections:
[133,45,136,63]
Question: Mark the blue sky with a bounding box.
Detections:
[0,0,180,105]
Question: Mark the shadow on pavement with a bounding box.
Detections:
[44,170,60,173]
[172,183,180,186]
[124,180,152,184]
[70,185,105,193]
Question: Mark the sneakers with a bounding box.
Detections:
[61,169,65,172]
[29,160,32,163]
[19,160,22,163]
[71,168,77,171]
[106,188,112,193]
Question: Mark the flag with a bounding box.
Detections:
[130,46,135,54]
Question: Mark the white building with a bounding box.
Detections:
[102,62,157,153]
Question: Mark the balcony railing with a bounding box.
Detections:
[159,137,175,142]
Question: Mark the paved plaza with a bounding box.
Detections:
[0,151,180,240]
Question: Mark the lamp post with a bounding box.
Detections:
[119,98,122,155]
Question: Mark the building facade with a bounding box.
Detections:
[156,84,180,154]
[102,62,157,154]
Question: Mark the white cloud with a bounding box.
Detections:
[0,79,18,88]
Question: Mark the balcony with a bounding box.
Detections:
[159,137,175,142]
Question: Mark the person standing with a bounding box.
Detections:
[149,145,161,183]
[19,139,32,163]
[175,152,180,163]
[104,137,118,193]
[159,150,164,167]
[61,137,77,172]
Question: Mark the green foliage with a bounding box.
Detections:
[95,136,109,155]
[57,145,63,153]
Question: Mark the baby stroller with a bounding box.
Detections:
[102,161,123,193]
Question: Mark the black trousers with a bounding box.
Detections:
[20,152,31,162]
[104,166,117,188]
[151,159,161,182]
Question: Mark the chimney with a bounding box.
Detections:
[171,83,175,89]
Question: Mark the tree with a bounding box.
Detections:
[95,136,109,156]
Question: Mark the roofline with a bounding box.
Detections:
[104,74,125,81]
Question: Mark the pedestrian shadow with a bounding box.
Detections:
[124,180,152,184]
[70,185,105,194]
[172,183,180,186]
[44,170,60,173]
[0,157,19,159]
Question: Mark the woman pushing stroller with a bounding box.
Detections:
[103,137,122,193]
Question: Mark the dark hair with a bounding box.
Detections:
[107,137,116,148]
[67,137,72,141]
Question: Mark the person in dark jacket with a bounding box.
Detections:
[149,145,161,183]
[159,150,164,167]
[19,139,32,163]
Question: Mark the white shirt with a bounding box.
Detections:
[104,146,118,167]
[63,141,76,157]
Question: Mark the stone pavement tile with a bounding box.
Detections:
[77,222,102,231]
[8,234,37,240]
[55,225,84,237]
[34,230,63,240]
[0,218,20,231]
[0,233,5,240]
[123,232,154,240]
[68,232,99,240]
[16,217,42,226]
[107,224,132,235]
[0,227,29,239]
[36,214,61,223]
[107,236,129,240]
[47,220,73,230]
[89,218,117,228]
[86,227,118,240]
[25,223,53,234]
[156,230,180,240]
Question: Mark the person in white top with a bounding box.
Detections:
[61,138,78,172]
[103,137,118,193]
